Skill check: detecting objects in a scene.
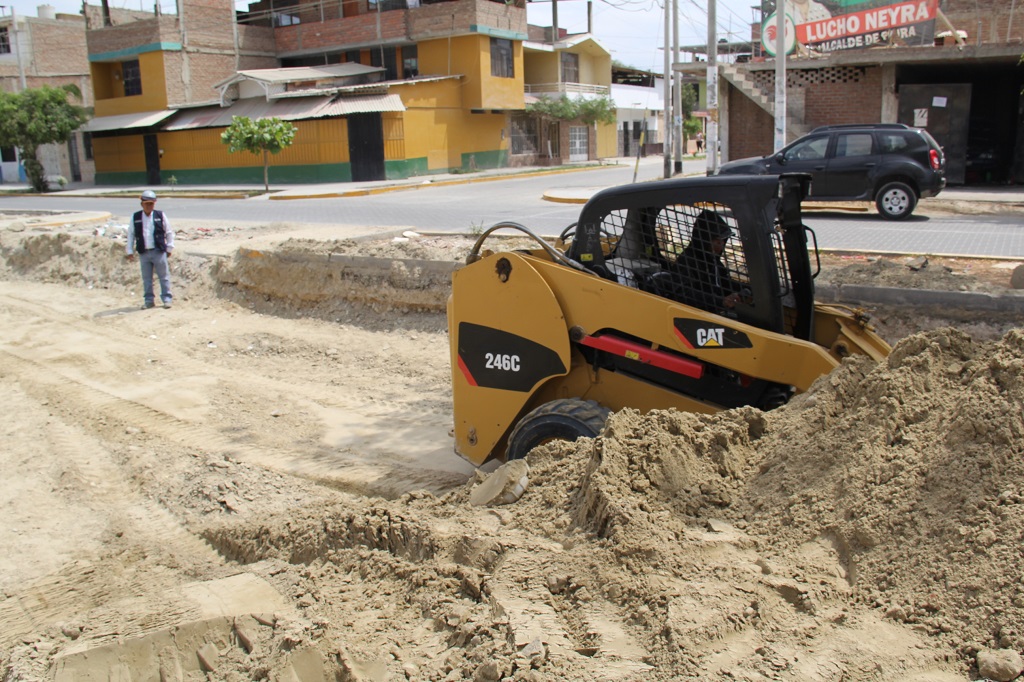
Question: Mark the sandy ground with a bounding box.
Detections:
[1,211,1023,681]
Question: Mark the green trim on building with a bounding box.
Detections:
[164,164,352,184]
[469,26,528,40]
[89,42,183,62]
[385,157,429,180]
[95,153,509,187]
[95,171,150,186]
[96,163,352,186]
[460,149,507,172]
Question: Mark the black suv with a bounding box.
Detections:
[717,123,946,220]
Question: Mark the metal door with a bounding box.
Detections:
[143,134,161,185]
[67,135,81,182]
[898,83,970,184]
[347,113,386,182]
[569,126,589,162]
[772,133,831,196]
[824,131,879,199]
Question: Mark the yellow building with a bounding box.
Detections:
[82,0,614,185]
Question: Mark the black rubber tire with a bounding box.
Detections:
[505,398,611,461]
[875,181,917,220]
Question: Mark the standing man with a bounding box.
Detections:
[125,189,174,309]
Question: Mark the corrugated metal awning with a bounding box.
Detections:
[317,94,406,116]
[163,97,333,131]
[163,93,405,131]
[80,110,176,132]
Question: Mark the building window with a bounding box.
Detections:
[368,0,407,10]
[83,132,94,161]
[0,27,10,54]
[561,52,579,83]
[370,46,398,81]
[510,115,537,154]
[402,45,418,78]
[1,146,17,162]
[490,38,514,78]
[122,59,142,96]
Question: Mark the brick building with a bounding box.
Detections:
[683,0,1024,185]
[0,5,93,184]
[80,0,617,185]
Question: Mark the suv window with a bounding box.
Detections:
[784,136,828,162]
[878,132,925,154]
[835,133,874,158]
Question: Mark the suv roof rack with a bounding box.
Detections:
[811,123,912,132]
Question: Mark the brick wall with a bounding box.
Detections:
[942,0,1024,45]
[730,65,883,158]
[237,25,277,57]
[275,11,407,53]
[727,88,774,160]
[86,18,170,55]
[181,0,237,52]
[29,21,90,79]
[271,0,527,54]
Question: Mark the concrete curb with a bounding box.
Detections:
[268,164,616,201]
[817,284,1024,313]
[0,210,112,228]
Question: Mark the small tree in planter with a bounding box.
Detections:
[220,116,297,193]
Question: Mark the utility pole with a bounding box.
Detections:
[774,0,787,151]
[672,0,682,174]
[705,0,718,175]
[663,0,671,179]
[11,7,25,91]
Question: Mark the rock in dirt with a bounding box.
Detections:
[469,459,529,506]
[977,649,1024,681]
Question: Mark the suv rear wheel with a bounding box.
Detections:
[875,181,917,220]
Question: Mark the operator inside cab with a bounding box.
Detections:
[673,210,750,315]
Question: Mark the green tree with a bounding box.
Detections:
[220,116,297,192]
[0,85,87,193]
[678,84,699,152]
[527,95,617,126]
[684,118,703,155]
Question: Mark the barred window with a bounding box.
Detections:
[0,28,9,55]
[490,38,513,78]
[510,115,538,155]
[122,59,142,96]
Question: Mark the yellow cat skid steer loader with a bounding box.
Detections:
[447,174,890,466]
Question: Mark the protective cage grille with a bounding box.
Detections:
[595,202,754,316]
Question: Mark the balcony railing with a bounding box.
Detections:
[525,83,609,96]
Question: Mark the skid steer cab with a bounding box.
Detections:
[447,174,890,466]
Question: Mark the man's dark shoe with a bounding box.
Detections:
[142,302,155,309]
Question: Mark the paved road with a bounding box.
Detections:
[1,159,1023,258]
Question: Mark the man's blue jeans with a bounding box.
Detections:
[139,250,172,306]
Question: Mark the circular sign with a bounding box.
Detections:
[761,11,796,57]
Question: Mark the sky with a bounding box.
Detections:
[8,0,759,73]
